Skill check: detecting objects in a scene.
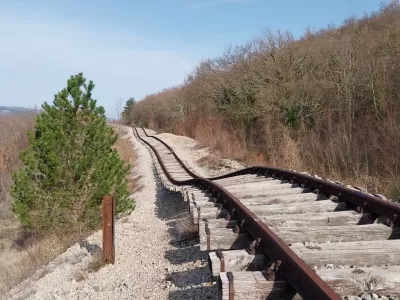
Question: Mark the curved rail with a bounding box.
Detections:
[134,127,341,299]
[136,127,400,298]
[140,127,400,225]
[140,127,199,179]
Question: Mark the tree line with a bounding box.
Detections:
[128,2,400,201]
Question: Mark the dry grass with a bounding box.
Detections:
[87,252,106,272]
[0,219,19,252]
[75,272,87,282]
[113,126,143,194]
[0,114,36,218]
[0,231,81,294]
[74,251,105,282]
[196,154,226,171]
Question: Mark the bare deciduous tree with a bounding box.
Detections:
[130,3,400,201]
[114,97,124,132]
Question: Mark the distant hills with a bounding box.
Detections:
[0,106,36,116]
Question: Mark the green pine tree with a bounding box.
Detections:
[122,97,136,125]
[12,73,133,234]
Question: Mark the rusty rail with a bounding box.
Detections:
[139,127,400,226]
[134,126,400,299]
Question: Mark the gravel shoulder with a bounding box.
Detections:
[6,127,217,300]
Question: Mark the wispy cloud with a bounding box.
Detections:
[188,0,257,10]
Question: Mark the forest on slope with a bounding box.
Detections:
[130,3,400,200]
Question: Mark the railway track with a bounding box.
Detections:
[133,127,400,300]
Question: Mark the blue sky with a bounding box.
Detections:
[0,0,389,117]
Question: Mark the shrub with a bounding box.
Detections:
[130,3,400,196]
[11,73,132,234]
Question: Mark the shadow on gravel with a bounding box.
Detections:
[153,171,198,249]
[169,266,210,287]
[168,286,216,300]
[78,241,101,254]
[164,246,201,265]
[151,169,217,299]
[153,174,187,223]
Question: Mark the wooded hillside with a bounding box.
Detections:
[130,3,400,200]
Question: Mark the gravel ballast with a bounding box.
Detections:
[7,127,396,300]
[6,127,216,300]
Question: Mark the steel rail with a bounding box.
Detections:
[207,166,400,225]
[140,127,198,178]
[137,126,400,298]
[134,127,341,299]
[140,127,400,224]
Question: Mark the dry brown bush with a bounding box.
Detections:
[0,114,36,218]
[131,3,400,201]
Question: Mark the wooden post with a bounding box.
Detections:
[102,195,115,264]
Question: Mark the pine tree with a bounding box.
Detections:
[122,97,136,125]
[12,73,133,233]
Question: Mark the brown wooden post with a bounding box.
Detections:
[102,195,115,264]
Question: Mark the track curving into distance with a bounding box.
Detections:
[133,127,400,300]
